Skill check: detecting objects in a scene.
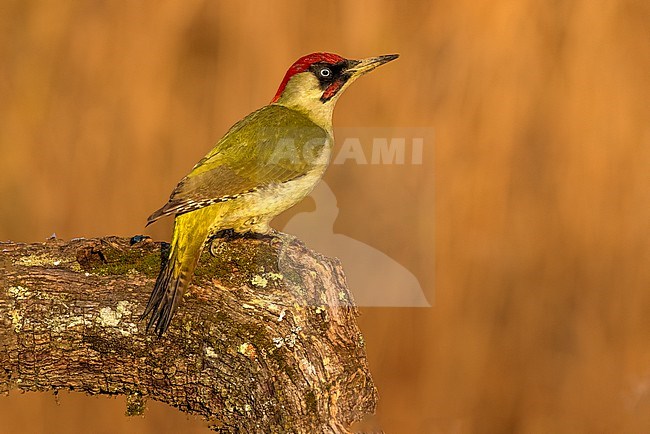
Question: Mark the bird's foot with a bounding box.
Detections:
[208,229,283,256]
[208,229,240,256]
[242,229,277,242]
[241,229,284,250]
[210,228,239,241]
[248,229,284,250]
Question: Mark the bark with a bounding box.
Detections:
[0,235,377,433]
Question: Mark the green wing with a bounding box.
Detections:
[147,105,329,224]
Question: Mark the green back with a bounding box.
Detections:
[149,104,330,222]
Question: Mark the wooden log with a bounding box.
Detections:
[0,235,377,433]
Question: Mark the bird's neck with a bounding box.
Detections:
[273,74,337,133]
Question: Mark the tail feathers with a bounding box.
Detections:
[140,252,189,336]
[146,205,167,227]
[142,206,217,335]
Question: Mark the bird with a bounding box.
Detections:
[141,52,399,335]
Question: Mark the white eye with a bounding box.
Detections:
[320,68,332,78]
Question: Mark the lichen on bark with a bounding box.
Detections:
[0,235,377,433]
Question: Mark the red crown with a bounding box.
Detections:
[272,52,345,103]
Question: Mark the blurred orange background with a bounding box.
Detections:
[1,1,649,433]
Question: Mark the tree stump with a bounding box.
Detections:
[0,235,377,433]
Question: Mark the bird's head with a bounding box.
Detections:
[271,52,399,129]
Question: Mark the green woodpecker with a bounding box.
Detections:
[141,52,398,335]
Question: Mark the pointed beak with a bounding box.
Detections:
[346,54,399,78]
